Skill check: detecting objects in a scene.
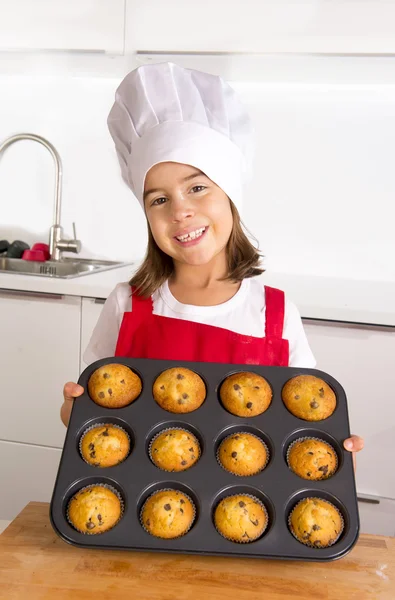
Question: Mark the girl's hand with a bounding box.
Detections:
[343,435,364,471]
[61,382,84,427]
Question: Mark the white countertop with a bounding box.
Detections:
[0,265,394,327]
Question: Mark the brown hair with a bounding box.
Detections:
[130,200,264,297]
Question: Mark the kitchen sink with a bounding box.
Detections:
[0,257,132,279]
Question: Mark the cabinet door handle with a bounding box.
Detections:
[94,298,106,305]
[0,288,63,300]
[357,494,381,505]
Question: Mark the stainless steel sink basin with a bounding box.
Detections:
[0,257,132,279]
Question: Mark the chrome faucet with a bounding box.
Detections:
[0,133,81,260]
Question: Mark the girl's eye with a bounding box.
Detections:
[191,185,206,193]
[152,197,167,206]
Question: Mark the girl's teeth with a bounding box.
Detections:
[176,227,205,242]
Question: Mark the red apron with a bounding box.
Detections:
[115,285,289,366]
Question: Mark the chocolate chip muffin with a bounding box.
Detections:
[218,433,268,476]
[80,424,130,468]
[219,372,272,417]
[67,485,122,534]
[141,490,195,539]
[149,429,200,472]
[287,437,338,481]
[153,368,206,414]
[88,363,142,408]
[289,498,344,548]
[214,494,268,543]
[282,375,336,421]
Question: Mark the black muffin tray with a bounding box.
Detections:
[50,358,360,561]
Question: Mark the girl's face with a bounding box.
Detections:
[144,162,233,267]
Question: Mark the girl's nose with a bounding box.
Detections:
[170,195,195,222]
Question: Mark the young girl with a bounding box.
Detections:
[60,62,363,465]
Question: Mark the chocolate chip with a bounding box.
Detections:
[235,436,240,440]
[254,386,260,389]
[102,429,109,437]
[86,522,95,530]
[164,504,171,511]
[246,402,253,409]
[181,460,187,466]
[94,462,100,467]
[154,448,158,453]
[180,499,185,504]
[242,532,250,538]
[160,385,165,390]
[233,384,241,390]
[312,524,321,531]
[231,451,237,458]
[314,540,322,547]
[88,443,94,450]
[319,387,325,397]
[103,373,110,379]
[146,519,150,526]
[98,391,105,399]
[250,519,259,526]
[90,451,96,458]
[191,455,196,460]
[318,465,329,475]
[178,399,184,404]
[308,451,314,455]
[182,393,189,399]
[307,472,311,477]
[180,508,184,514]
[108,388,113,396]
[294,395,300,400]
[310,400,319,409]
[176,374,185,380]
[97,514,102,521]
[239,501,245,507]
[189,447,194,452]
[328,452,332,456]
[120,379,125,384]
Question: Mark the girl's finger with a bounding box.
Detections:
[343,435,364,452]
[63,382,84,402]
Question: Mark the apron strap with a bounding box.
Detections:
[264,286,285,338]
[130,286,154,320]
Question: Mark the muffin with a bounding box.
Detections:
[67,485,122,534]
[282,375,336,421]
[214,494,268,543]
[287,437,337,481]
[141,489,195,539]
[88,363,142,408]
[80,424,130,468]
[153,368,206,414]
[149,429,200,472]
[219,372,272,417]
[218,433,268,476]
[289,498,344,548]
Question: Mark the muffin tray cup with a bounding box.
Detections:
[50,358,360,561]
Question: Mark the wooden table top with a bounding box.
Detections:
[0,502,394,599]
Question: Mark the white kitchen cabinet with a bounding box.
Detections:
[0,289,81,448]
[0,439,61,521]
[303,320,395,500]
[126,0,395,55]
[0,0,125,54]
[80,297,106,372]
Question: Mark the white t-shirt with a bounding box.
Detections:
[83,276,316,368]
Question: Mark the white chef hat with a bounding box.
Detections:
[107,62,253,212]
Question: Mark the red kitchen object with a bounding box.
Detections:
[22,249,46,262]
[31,243,50,260]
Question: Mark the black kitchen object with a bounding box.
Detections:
[6,240,30,258]
[0,240,9,254]
[50,358,359,561]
